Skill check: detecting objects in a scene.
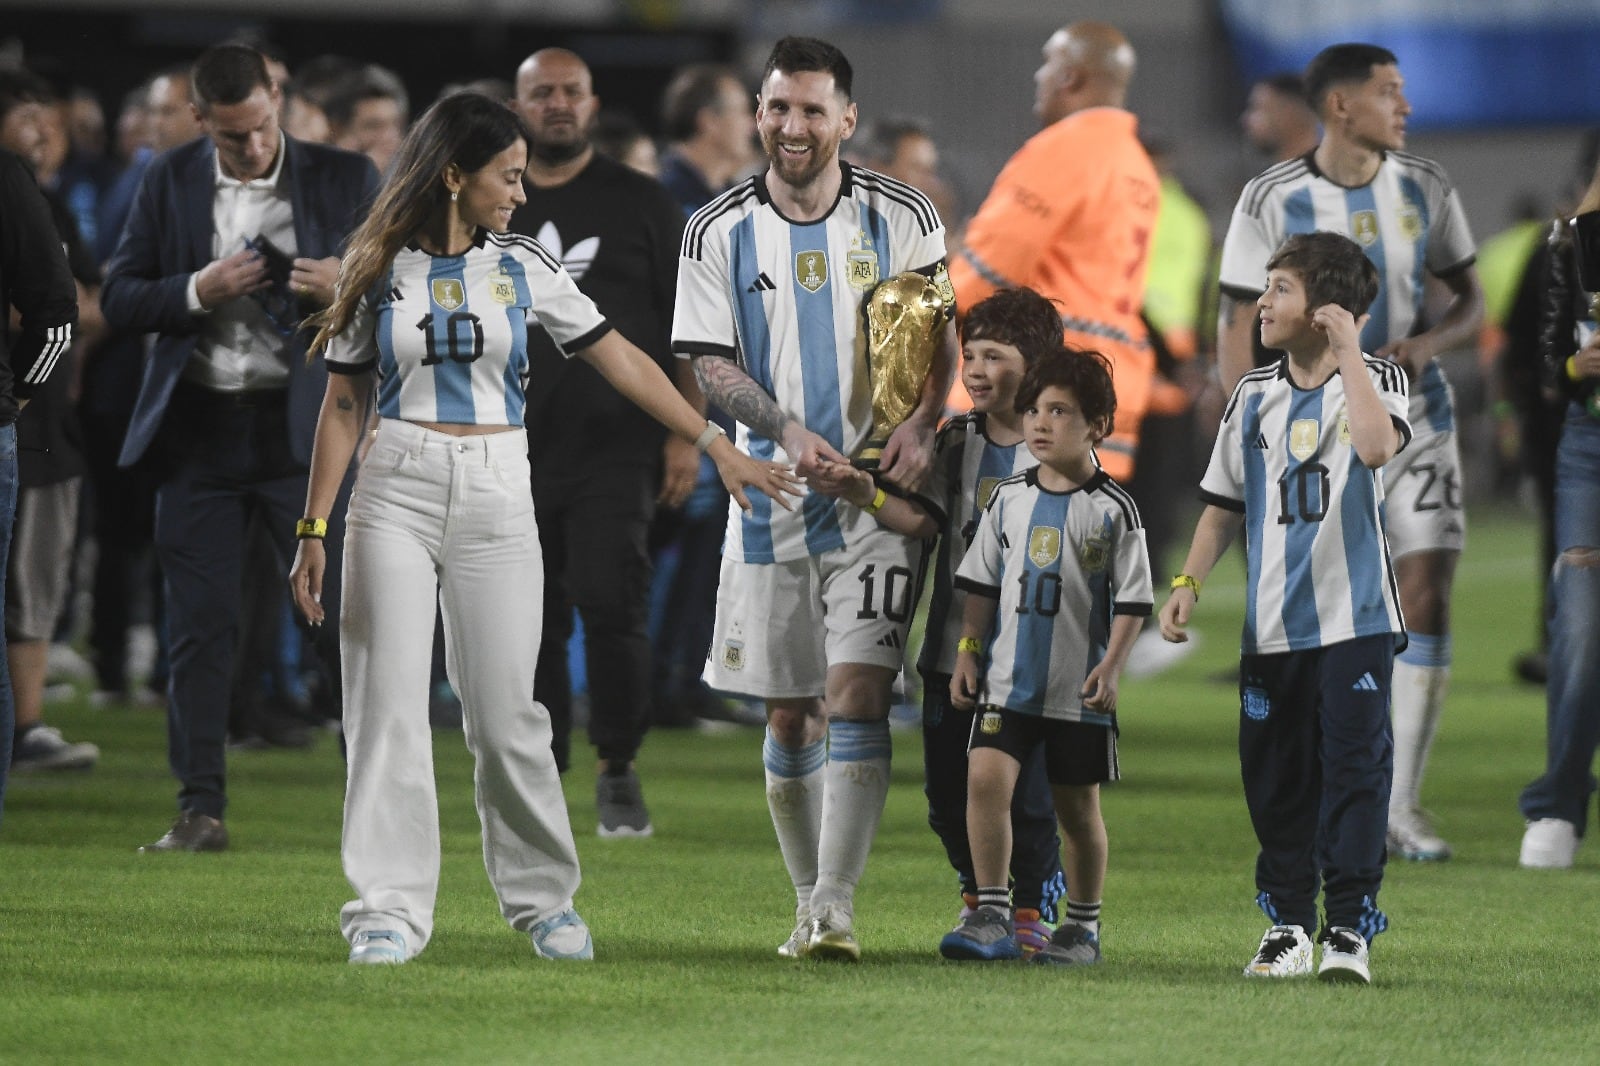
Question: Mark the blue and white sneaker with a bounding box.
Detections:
[530,909,594,961]
[939,905,1021,961]
[348,929,408,965]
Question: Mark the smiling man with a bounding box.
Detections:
[1216,43,1484,865]
[673,36,958,962]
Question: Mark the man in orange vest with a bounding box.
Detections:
[949,21,1160,478]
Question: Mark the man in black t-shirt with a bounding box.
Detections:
[510,49,693,837]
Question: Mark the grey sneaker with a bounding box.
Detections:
[596,768,653,838]
[777,908,811,958]
[1030,920,1101,966]
[940,905,1021,961]
[12,725,99,771]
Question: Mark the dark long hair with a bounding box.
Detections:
[309,92,529,355]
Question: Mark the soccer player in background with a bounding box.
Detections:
[1216,44,1484,862]
[1164,231,1410,984]
[943,348,1152,965]
[949,21,1160,482]
[673,36,958,962]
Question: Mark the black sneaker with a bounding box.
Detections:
[596,768,653,838]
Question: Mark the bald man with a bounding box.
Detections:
[509,49,692,838]
[949,22,1160,481]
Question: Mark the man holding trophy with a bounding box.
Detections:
[673,36,957,962]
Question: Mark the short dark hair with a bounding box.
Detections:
[961,287,1063,366]
[1303,43,1398,115]
[1266,231,1380,317]
[853,116,930,169]
[761,37,852,100]
[325,64,409,130]
[1257,71,1308,103]
[0,68,53,126]
[661,63,743,142]
[191,45,274,112]
[1015,347,1118,437]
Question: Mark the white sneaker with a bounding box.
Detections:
[1317,927,1371,984]
[348,929,408,965]
[777,908,810,959]
[1388,806,1452,861]
[1519,818,1580,869]
[529,908,594,961]
[1243,924,1312,978]
[805,900,860,962]
[11,725,99,771]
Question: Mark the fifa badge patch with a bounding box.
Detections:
[1351,210,1379,247]
[1338,415,1351,447]
[722,639,745,671]
[431,278,465,311]
[1079,514,1113,574]
[846,233,878,292]
[980,711,1003,735]
[1028,526,1061,569]
[1289,418,1319,461]
[488,272,517,306]
[1243,687,1270,721]
[795,250,828,293]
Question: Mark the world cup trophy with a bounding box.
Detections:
[855,271,946,470]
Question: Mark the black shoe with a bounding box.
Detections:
[140,812,229,853]
[1514,651,1548,686]
[229,713,314,750]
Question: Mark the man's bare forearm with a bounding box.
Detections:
[693,355,792,442]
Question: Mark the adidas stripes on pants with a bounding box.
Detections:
[1237,633,1394,935]
[339,420,581,954]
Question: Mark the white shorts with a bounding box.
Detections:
[704,524,924,700]
[1382,426,1466,559]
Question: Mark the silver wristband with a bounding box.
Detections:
[693,421,726,452]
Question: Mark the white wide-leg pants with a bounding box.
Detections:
[338,419,580,954]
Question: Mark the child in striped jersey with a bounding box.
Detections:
[813,345,1151,967]
[1161,232,1409,985]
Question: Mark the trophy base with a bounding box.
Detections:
[852,445,886,472]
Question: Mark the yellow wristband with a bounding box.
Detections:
[956,637,983,655]
[862,487,888,515]
[296,517,328,540]
[1568,355,1582,383]
[1171,574,1200,600]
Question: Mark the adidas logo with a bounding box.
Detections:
[383,285,403,304]
[874,630,903,650]
[746,272,777,293]
[1253,433,1270,450]
[535,221,599,282]
[1351,672,1380,692]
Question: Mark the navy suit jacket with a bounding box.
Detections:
[101,135,378,468]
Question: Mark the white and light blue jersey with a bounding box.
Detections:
[325,230,610,426]
[672,162,951,564]
[917,413,1038,677]
[1202,357,1412,656]
[954,468,1153,724]
[1219,151,1476,437]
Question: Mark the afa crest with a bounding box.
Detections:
[1289,418,1320,461]
[1028,526,1061,569]
[1079,516,1112,574]
[1243,687,1270,721]
[1350,210,1380,247]
[796,251,828,293]
[488,272,517,307]
[431,278,465,311]
[1337,415,1351,446]
[846,233,879,292]
[722,639,745,671]
[1398,203,1423,242]
[976,476,1001,513]
[933,261,955,308]
[980,712,1003,735]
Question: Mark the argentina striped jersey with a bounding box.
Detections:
[1218,151,1476,435]
[672,162,951,563]
[954,468,1153,724]
[324,230,610,426]
[1202,357,1412,655]
[917,413,1039,676]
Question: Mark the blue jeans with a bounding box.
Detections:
[1520,406,1600,833]
[0,423,18,824]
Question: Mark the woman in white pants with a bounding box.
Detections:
[289,92,797,965]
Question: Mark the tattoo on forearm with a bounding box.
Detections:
[694,356,790,441]
[335,395,355,411]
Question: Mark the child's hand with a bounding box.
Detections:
[1159,588,1195,643]
[950,658,980,711]
[806,457,875,507]
[1081,662,1119,714]
[1311,305,1370,361]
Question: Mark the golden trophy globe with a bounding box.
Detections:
[856,271,946,470]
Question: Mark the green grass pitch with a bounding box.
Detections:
[3,507,1598,1064]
